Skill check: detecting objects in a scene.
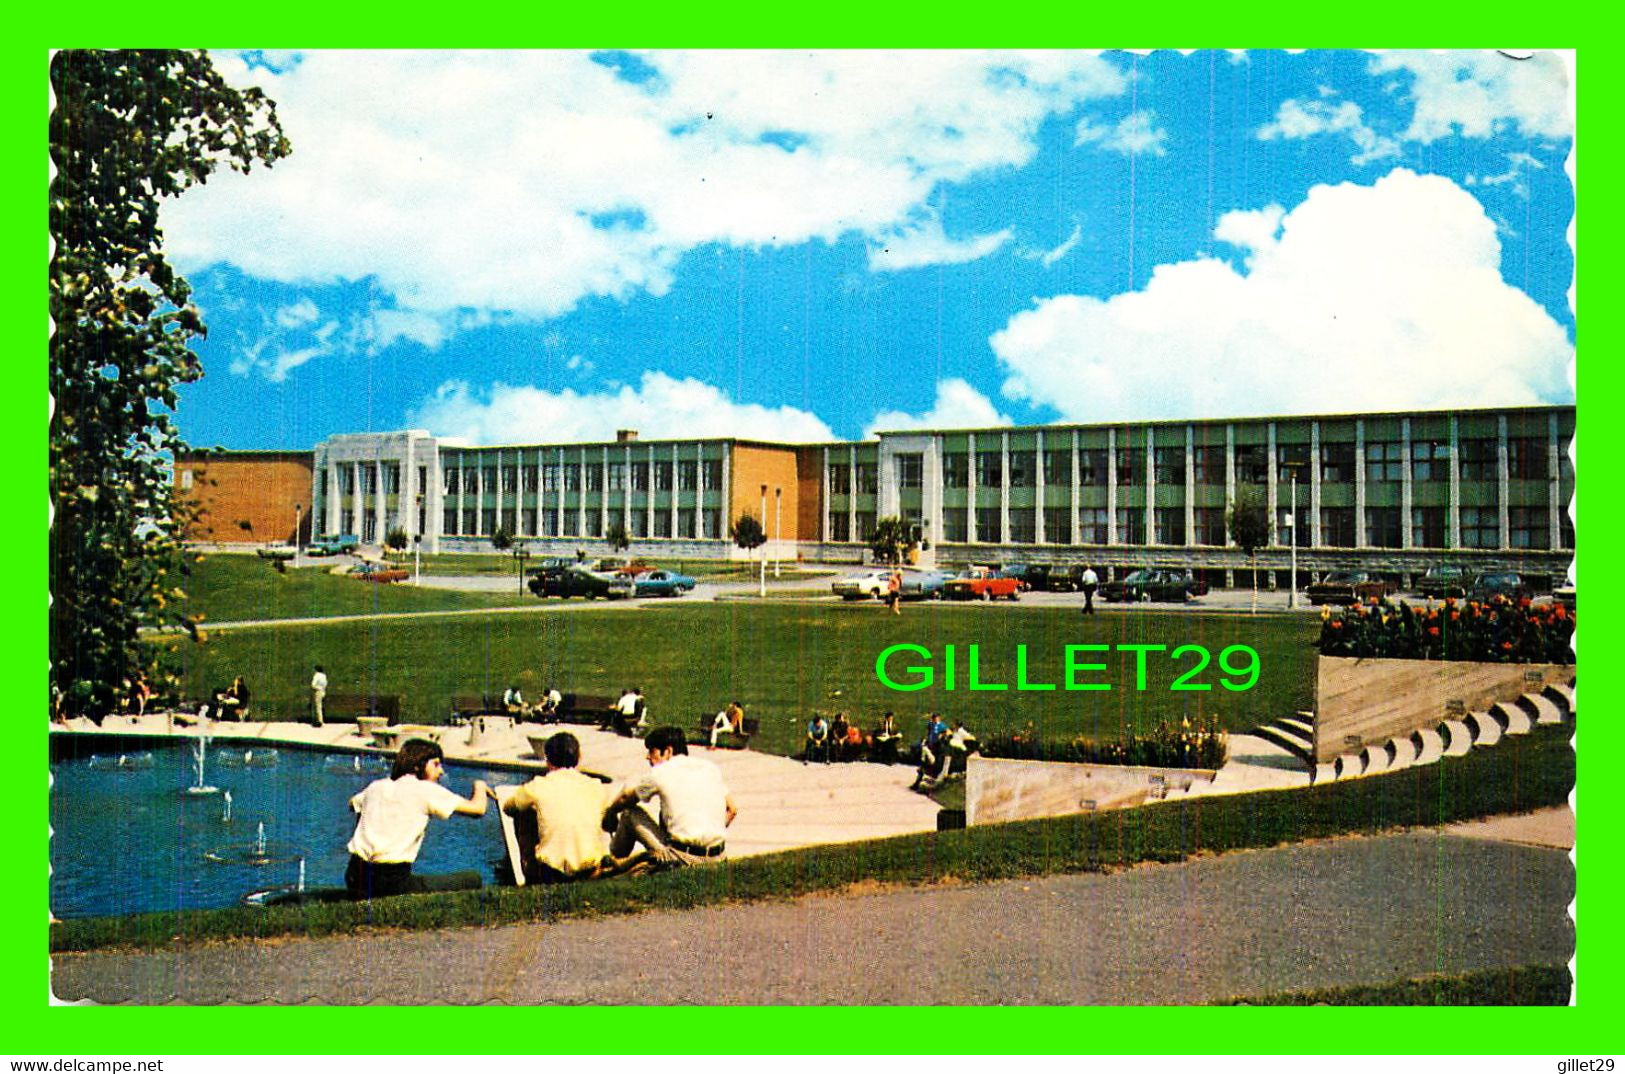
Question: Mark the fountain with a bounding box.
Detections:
[220,748,280,769]
[221,790,233,823]
[182,734,221,796]
[204,818,300,866]
[89,752,154,771]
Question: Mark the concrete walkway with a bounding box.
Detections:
[52,826,1574,1005]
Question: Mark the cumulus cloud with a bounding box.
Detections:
[406,370,837,445]
[1371,51,1572,143]
[1038,224,1082,268]
[1257,97,1400,165]
[869,217,1012,272]
[166,50,1130,331]
[990,169,1573,423]
[1074,109,1168,156]
[865,378,1012,437]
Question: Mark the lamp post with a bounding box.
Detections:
[774,486,782,579]
[413,493,424,586]
[1282,463,1302,609]
[759,484,767,598]
[293,503,302,549]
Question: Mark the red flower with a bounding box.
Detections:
[1428,626,1440,636]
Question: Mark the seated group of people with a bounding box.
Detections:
[804,711,909,765]
[343,726,736,900]
[911,712,978,792]
[501,684,562,719]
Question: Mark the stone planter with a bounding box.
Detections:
[1313,655,1572,763]
[965,755,1218,825]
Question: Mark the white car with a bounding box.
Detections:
[831,569,893,600]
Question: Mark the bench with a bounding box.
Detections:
[450,694,507,721]
[557,693,619,725]
[697,714,759,749]
[326,693,401,724]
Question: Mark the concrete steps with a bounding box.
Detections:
[1518,693,1565,726]
[1440,719,1475,756]
[1412,727,1445,766]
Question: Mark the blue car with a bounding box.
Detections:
[899,569,952,601]
[618,569,697,598]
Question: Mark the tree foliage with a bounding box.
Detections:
[384,527,409,554]
[1226,487,1270,556]
[490,526,514,552]
[50,50,290,718]
[868,516,914,565]
[605,520,630,553]
[730,513,766,551]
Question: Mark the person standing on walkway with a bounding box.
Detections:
[886,568,903,616]
[604,726,736,868]
[1081,565,1099,615]
[310,665,328,727]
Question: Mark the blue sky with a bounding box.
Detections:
[163,49,1575,450]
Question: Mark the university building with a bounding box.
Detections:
[176,403,1575,588]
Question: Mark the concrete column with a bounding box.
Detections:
[1400,418,1414,549]
[600,445,610,538]
[1448,416,1461,549]
[1548,411,1561,550]
[1144,427,1156,546]
[1497,414,1511,550]
[847,443,858,542]
[1309,422,1322,548]
[1106,428,1118,545]
[999,431,1010,545]
[1224,424,1236,545]
[967,433,978,545]
[1034,428,1046,544]
[669,443,679,539]
[644,445,654,540]
[716,444,727,545]
[351,461,364,538]
[1070,428,1081,547]
[1353,420,1367,547]
[1183,425,1195,548]
[1266,424,1278,546]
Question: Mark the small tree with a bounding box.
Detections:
[1227,487,1270,614]
[384,527,409,557]
[605,520,630,554]
[730,513,766,555]
[868,516,914,565]
[490,526,513,552]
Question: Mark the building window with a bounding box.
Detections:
[586,464,605,493]
[363,509,377,543]
[481,508,496,534]
[1154,447,1186,485]
[1460,506,1497,548]
[1154,508,1185,545]
[179,469,194,490]
[338,467,355,495]
[701,508,721,538]
[498,465,514,494]
[521,465,535,493]
[1277,443,1310,483]
[677,508,695,538]
[482,466,496,496]
[702,460,723,490]
[1459,439,1497,481]
[941,513,967,543]
[563,465,581,492]
[654,462,673,491]
[1319,507,1356,547]
[542,464,560,491]
[1008,451,1036,488]
[828,463,850,494]
[942,454,967,488]
[976,451,1002,487]
[1560,511,1574,550]
[629,512,648,538]
[1319,443,1356,483]
[1235,445,1268,484]
[1079,449,1107,486]
[1277,505,1310,544]
[443,468,458,495]
[1115,508,1146,545]
[678,462,698,492]
[363,466,379,495]
[653,512,671,538]
[828,513,850,542]
[383,463,400,494]
[1193,446,1225,484]
[630,462,649,491]
[1411,441,1448,482]
[462,507,478,535]
[1364,442,1403,483]
[1509,506,1550,548]
[974,508,1000,543]
[1044,508,1072,544]
[521,507,537,535]
[1043,450,1071,486]
[1115,448,1144,487]
[855,512,876,542]
[1008,508,1035,544]
[1507,438,1547,480]
[443,508,458,535]
[608,463,626,491]
[1412,507,1447,548]
[855,462,877,494]
[542,511,559,537]
[1365,507,1402,548]
[897,454,923,489]
[1078,508,1107,545]
[1195,508,1225,547]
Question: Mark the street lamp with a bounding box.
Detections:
[293,503,302,548]
[1281,462,1303,609]
[774,486,782,579]
[414,493,424,586]
[759,484,767,598]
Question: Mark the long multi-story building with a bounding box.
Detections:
[176,403,1574,588]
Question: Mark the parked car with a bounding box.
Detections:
[898,569,953,601]
[529,566,620,599]
[255,544,298,562]
[612,569,697,598]
[1553,582,1576,610]
[944,566,1022,601]
[350,561,410,584]
[304,534,360,556]
[1304,570,1393,606]
[995,563,1038,590]
[1468,571,1532,603]
[831,570,893,600]
[1099,568,1204,603]
[1417,565,1469,599]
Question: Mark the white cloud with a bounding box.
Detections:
[266,347,323,383]
[990,169,1573,423]
[866,378,1012,437]
[274,298,320,328]
[1038,224,1081,268]
[1467,150,1547,198]
[406,370,837,445]
[1074,109,1168,156]
[1257,97,1400,165]
[1371,51,1572,143]
[167,50,1129,330]
[869,217,1012,272]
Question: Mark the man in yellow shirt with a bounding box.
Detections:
[504,732,615,883]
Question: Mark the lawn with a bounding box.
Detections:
[172,555,531,625]
[162,599,1319,752]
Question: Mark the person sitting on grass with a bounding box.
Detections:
[604,726,736,869]
[344,738,492,900]
[506,731,628,883]
[210,676,250,721]
[805,713,831,764]
[946,720,979,773]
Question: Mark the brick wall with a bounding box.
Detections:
[176,452,313,544]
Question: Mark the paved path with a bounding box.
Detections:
[53,828,1573,1005]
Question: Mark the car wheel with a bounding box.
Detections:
[981,588,993,601]
[1138,591,1151,603]
[1009,590,1020,601]
[931,589,943,601]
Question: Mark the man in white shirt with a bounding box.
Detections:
[502,684,530,718]
[1081,565,1100,616]
[310,665,328,726]
[604,726,737,867]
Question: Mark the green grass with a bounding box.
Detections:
[160,599,1319,749]
[50,720,1572,952]
[1215,965,1571,1005]
[173,555,531,624]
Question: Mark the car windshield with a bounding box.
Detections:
[1321,572,1362,583]
[1123,570,1152,583]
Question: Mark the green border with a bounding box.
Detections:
[16,29,1607,1054]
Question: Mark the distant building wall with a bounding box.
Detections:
[175,451,314,545]
[730,442,802,545]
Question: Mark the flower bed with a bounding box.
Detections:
[980,716,1228,771]
[1317,595,1573,665]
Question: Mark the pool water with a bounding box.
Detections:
[50,745,516,919]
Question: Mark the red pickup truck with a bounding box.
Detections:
[944,566,1022,601]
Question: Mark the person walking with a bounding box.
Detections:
[1081,565,1099,616]
[886,567,903,616]
[310,665,328,727]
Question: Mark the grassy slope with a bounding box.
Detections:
[1216,964,1571,1005]
[163,597,1319,748]
[51,721,1572,953]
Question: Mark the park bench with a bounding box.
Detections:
[450,694,507,721]
[697,714,759,749]
[325,693,401,725]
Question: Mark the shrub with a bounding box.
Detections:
[982,715,1228,770]
[1317,595,1573,664]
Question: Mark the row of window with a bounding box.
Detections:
[919,437,1564,491]
[827,462,879,495]
[829,505,1570,550]
[441,459,723,497]
[441,506,725,540]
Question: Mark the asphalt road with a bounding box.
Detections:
[53,830,1572,1005]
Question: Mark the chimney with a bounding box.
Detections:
[616,429,639,443]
